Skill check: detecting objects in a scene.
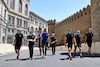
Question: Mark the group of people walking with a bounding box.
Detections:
[13,28,95,60]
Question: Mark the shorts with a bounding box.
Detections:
[74,43,81,49]
[67,43,73,49]
[87,43,92,47]
[15,42,21,50]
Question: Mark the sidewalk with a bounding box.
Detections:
[48,42,100,53]
[0,43,39,55]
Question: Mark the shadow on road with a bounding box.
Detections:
[5,58,30,61]
[5,59,17,61]
[60,52,100,60]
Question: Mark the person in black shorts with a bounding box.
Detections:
[13,30,24,59]
[51,32,57,55]
[64,29,77,60]
[40,29,50,59]
[85,28,95,57]
[26,31,35,60]
[74,30,82,58]
[37,34,42,56]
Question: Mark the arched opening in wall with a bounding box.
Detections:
[78,16,79,18]
[81,14,83,17]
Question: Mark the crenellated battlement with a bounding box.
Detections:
[56,5,91,26]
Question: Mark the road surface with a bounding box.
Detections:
[0,50,100,67]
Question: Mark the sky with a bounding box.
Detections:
[30,0,91,22]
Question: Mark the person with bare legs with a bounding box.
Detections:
[74,30,83,58]
[64,29,77,60]
[13,30,24,60]
[85,28,95,57]
[37,34,42,56]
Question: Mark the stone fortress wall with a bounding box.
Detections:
[48,5,91,45]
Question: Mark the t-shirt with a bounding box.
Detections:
[42,33,49,42]
[15,33,23,43]
[51,37,57,44]
[27,35,35,45]
[66,33,74,44]
[75,35,81,44]
[86,32,93,43]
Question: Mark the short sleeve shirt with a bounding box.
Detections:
[75,35,81,44]
[42,33,49,42]
[51,37,57,42]
[86,33,93,43]
[27,35,35,45]
[66,33,74,44]
[15,33,23,43]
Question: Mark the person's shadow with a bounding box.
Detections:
[5,58,30,61]
[60,52,100,60]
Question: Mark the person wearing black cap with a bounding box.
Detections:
[64,29,77,60]
[13,29,24,60]
[85,28,95,57]
[26,31,35,60]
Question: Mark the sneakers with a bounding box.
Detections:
[92,55,94,58]
[17,56,19,60]
[42,55,47,59]
[80,56,83,58]
[70,57,72,60]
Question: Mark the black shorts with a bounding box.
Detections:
[87,43,92,47]
[15,42,21,50]
[67,43,73,49]
[74,43,81,49]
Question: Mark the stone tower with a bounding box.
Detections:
[91,0,100,42]
[47,20,56,38]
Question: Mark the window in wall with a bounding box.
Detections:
[35,21,38,25]
[17,19,19,26]
[20,20,22,27]
[7,0,9,4]
[12,17,14,24]
[85,12,87,15]
[26,22,28,28]
[19,0,22,13]
[10,0,14,9]
[25,4,28,15]
[8,28,10,32]
[4,10,6,19]
[24,21,26,27]
[8,16,11,23]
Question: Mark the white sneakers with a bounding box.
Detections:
[42,55,47,59]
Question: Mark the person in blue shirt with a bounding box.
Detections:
[40,29,50,58]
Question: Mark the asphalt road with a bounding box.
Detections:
[0,50,100,67]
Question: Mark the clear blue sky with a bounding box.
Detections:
[30,0,90,22]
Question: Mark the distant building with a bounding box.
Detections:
[29,11,48,40]
[0,0,48,45]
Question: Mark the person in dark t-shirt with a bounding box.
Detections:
[26,31,35,60]
[74,30,82,58]
[37,34,42,56]
[51,32,57,55]
[64,29,77,60]
[13,29,24,60]
[85,28,95,57]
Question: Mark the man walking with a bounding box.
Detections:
[26,31,35,60]
[85,28,95,57]
[64,29,77,60]
[74,30,83,58]
[40,29,50,58]
[13,30,24,59]
[51,32,57,55]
